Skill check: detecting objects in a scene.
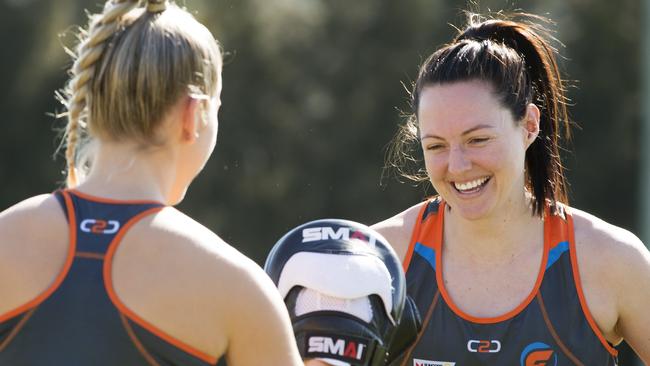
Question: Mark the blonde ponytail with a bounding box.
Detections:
[62,0,139,187]
[59,0,222,187]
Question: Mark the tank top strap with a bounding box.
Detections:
[403,196,443,272]
[54,189,165,256]
[544,202,571,270]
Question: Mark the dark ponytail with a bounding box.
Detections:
[394,13,570,216]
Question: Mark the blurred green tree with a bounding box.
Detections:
[0,0,641,363]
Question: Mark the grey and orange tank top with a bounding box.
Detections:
[0,190,221,365]
[399,197,618,366]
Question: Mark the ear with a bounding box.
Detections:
[523,103,540,148]
[180,96,201,144]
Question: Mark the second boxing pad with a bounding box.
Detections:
[264,219,408,366]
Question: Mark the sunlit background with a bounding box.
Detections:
[0,0,644,364]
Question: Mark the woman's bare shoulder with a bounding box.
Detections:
[569,206,650,352]
[0,193,67,235]
[570,206,646,266]
[0,193,70,315]
[0,193,69,267]
[113,207,292,360]
[122,206,267,292]
[371,200,429,262]
[569,206,647,297]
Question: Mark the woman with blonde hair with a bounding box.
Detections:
[0,1,302,364]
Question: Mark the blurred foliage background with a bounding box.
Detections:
[0,0,643,363]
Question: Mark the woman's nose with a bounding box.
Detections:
[447,145,471,174]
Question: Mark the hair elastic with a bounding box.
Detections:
[146,0,167,13]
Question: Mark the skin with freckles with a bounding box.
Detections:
[381,79,548,317]
[373,77,650,362]
[307,14,650,364]
[418,81,539,223]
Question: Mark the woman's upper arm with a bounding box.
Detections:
[574,209,650,362]
[610,231,650,361]
[223,259,303,366]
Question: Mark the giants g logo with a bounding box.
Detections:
[520,342,557,366]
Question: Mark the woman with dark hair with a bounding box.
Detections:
[373,13,650,365]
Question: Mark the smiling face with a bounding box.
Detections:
[418,80,538,221]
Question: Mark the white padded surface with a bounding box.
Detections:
[278,252,395,324]
[317,358,350,366]
[295,288,373,322]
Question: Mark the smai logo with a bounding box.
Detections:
[520,342,557,366]
[302,226,377,247]
[467,340,501,353]
[307,335,367,362]
[80,219,120,234]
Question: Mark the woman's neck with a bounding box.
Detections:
[73,140,180,204]
[443,193,543,260]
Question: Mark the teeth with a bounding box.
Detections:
[454,177,489,192]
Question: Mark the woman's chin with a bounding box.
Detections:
[168,186,189,206]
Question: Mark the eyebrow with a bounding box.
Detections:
[420,124,494,140]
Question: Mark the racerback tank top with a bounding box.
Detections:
[399,197,618,366]
[0,190,220,365]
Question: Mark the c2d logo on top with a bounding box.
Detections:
[80,219,120,235]
[520,342,557,366]
[467,339,501,353]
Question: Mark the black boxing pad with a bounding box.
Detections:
[265,219,407,365]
